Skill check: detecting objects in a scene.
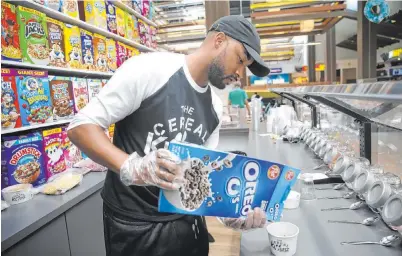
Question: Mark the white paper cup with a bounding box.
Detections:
[2,184,34,205]
[266,222,299,256]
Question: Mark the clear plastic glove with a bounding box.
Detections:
[219,207,267,231]
[120,149,185,190]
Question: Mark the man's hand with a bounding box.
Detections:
[220,207,267,231]
[120,148,185,190]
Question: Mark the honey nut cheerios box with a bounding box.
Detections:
[1,2,22,62]
[17,6,50,66]
[42,127,67,179]
[1,68,22,130]
[64,24,82,69]
[158,142,300,221]
[16,69,53,126]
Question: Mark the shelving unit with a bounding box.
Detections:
[113,1,158,27]
[7,0,156,53]
[1,61,113,78]
[1,119,73,135]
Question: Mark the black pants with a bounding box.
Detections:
[103,204,209,256]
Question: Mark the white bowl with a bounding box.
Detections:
[267,222,299,256]
[2,184,34,205]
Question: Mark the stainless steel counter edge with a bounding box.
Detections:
[1,172,107,251]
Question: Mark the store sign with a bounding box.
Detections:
[388,48,402,59]
[270,68,282,74]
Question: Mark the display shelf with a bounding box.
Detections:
[8,0,156,53]
[2,61,113,78]
[2,119,73,135]
[113,1,158,27]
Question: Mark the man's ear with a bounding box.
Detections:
[214,32,226,49]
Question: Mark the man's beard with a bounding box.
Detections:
[207,51,238,90]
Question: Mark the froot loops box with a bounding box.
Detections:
[159,142,300,221]
[15,69,53,126]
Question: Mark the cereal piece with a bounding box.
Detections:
[46,17,66,68]
[202,155,210,162]
[1,68,22,129]
[1,2,22,61]
[216,196,223,202]
[207,201,213,207]
[216,166,223,172]
[223,159,232,168]
[17,6,50,65]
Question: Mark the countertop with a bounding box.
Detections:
[229,132,402,256]
[1,172,106,251]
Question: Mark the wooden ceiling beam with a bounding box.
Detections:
[252,10,349,24]
[260,30,322,39]
[251,4,346,19]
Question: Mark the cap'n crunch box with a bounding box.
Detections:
[79,0,107,31]
[80,29,95,71]
[1,2,22,62]
[116,41,127,68]
[71,77,88,113]
[46,17,66,68]
[87,79,103,102]
[93,34,108,72]
[106,1,117,34]
[49,76,74,120]
[2,134,47,187]
[64,24,82,69]
[159,142,300,221]
[61,0,79,19]
[16,69,53,126]
[106,38,117,72]
[61,127,83,169]
[116,6,126,38]
[1,68,22,130]
[17,6,50,65]
[43,127,66,179]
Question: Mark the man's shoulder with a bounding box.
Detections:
[126,52,185,72]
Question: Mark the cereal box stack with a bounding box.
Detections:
[64,24,82,69]
[16,69,53,126]
[17,6,50,66]
[71,77,89,113]
[79,0,107,31]
[49,76,74,120]
[93,34,108,72]
[1,2,22,62]
[80,29,95,71]
[87,79,103,102]
[106,38,117,72]
[42,127,66,179]
[46,17,66,67]
[2,134,47,187]
[1,68,22,130]
[106,1,117,34]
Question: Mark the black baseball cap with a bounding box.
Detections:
[209,15,270,77]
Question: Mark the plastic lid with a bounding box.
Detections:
[367,181,393,208]
[382,194,402,226]
[343,162,360,182]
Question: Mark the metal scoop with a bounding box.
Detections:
[316,183,345,191]
[341,235,400,246]
[321,201,366,211]
[317,191,355,200]
[328,216,379,226]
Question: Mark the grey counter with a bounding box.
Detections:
[1,172,106,253]
[229,132,402,256]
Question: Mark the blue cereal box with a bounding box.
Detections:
[16,69,53,126]
[2,134,47,187]
[159,142,300,221]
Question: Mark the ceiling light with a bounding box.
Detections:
[391,20,396,23]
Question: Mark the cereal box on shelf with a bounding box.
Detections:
[125,13,135,41]
[87,79,103,102]
[159,142,300,221]
[43,127,66,179]
[125,45,134,59]
[150,26,157,49]
[93,34,108,72]
[108,124,115,142]
[80,29,95,71]
[146,25,152,48]
[132,0,142,13]
[71,77,88,113]
[116,41,127,68]
[1,2,22,62]
[61,0,79,19]
[47,0,62,11]
[106,1,117,34]
[2,134,47,187]
[141,0,150,18]
[106,38,117,72]
[16,69,53,126]
[138,19,147,46]
[116,6,126,38]
[64,24,82,69]
[17,6,50,65]
[1,68,22,130]
[46,17,66,68]
[49,76,74,120]
[61,127,83,169]
[79,0,107,31]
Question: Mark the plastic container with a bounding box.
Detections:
[2,184,34,205]
[266,222,299,256]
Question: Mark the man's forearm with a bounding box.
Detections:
[68,124,128,173]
